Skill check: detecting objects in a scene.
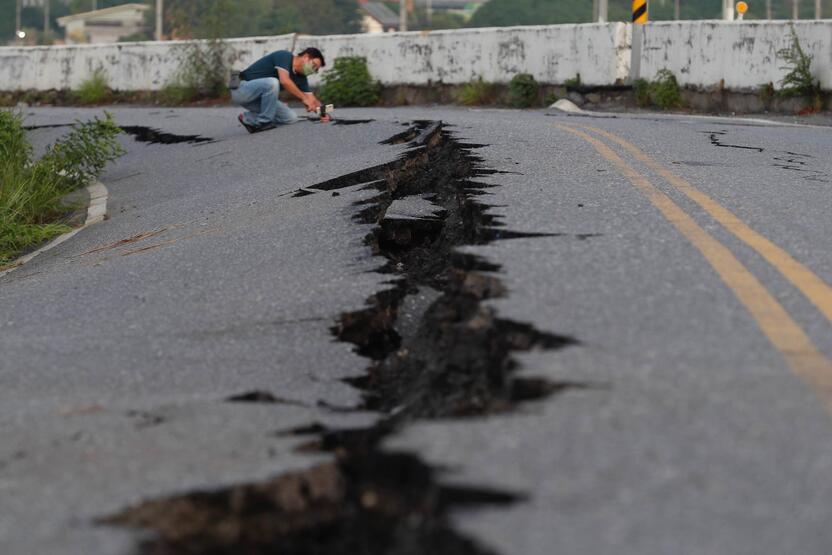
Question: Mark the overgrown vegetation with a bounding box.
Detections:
[759,82,776,104]
[508,73,539,108]
[161,39,230,105]
[564,73,582,89]
[319,57,381,107]
[649,70,683,108]
[0,110,124,265]
[72,69,111,105]
[634,69,683,109]
[777,25,822,110]
[544,91,560,106]
[456,77,497,106]
[633,78,651,107]
[159,0,238,105]
[161,36,235,104]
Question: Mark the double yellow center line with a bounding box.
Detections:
[555,123,832,409]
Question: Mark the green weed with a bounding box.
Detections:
[73,69,111,105]
[777,25,822,109]
[163,38,234,105]
[759,82,776,103]
[0,110,124,264]
[564,73,582,89]
[634,70,682,109]
[649,70,683,109]
[319,57,381,107]
[508,73,539,108]
[633,78,651,107]
[456,77,497,106]
[544,91,559,106]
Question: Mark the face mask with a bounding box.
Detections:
[301,62,317,76]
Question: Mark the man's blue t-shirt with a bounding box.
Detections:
[240,50,310,93]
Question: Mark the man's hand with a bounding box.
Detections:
[304,96,322,113]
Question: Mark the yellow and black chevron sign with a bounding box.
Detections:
[632,0,648,23]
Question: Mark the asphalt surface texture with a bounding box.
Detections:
[2,104,832,554]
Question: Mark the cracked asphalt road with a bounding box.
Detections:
[2,105,832,554]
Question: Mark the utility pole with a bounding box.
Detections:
[766,0,772,18]
[155,0,163,40]
[815,0,821,18]
[674,0,680,19]
[16,0,22,37]
[793,0,799,18]
[723,0,734,19]
[43,0,49,40]
[399,0,407,31]
[594,0,608,22]
[427,0,432,28]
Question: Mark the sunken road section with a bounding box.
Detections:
[106,122,580,554]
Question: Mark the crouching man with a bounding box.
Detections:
[232,47,329,133]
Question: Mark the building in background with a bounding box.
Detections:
[359,1,401,33]
[57,3,149,44]
[413,0,488,17]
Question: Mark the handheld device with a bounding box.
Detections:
[316,104,335,118]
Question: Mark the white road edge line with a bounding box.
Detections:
[0,180,108,279]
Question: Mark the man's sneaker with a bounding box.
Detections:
[238,114,277,134]
[238,113,257,134]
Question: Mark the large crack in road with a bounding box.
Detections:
[106,121,580,554]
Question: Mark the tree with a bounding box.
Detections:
[163,0,360,39]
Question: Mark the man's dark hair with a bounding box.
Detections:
[298,47,325,68]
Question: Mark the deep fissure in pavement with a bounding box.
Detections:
[120,126,215,145]
[108,122,578,554]
[24,124,214,145]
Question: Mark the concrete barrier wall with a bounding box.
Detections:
[0,21,830,92]
[0,24,628,91]
[0,34,295,91]
[298,24,631,87]
[639,20,832,90]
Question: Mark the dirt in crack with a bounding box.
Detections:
[107,121,580,554]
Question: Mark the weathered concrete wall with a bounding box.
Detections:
[0,24,628,91]
[1,21,831,92]
[639,21,832,90]
[298,24,631,87]
[0,34,295,91]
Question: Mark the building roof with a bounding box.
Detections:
[360,2,400,28]
[57,3,149,26]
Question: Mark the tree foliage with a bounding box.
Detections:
[163,0,361,39]
[469,0,728,26]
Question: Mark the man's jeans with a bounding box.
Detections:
[231,77,298,127]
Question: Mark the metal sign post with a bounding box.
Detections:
[630,0,647,83]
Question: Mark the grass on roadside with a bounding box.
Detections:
[0,110,125,266]
[456,77,498,106]
[72,69,111,105]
